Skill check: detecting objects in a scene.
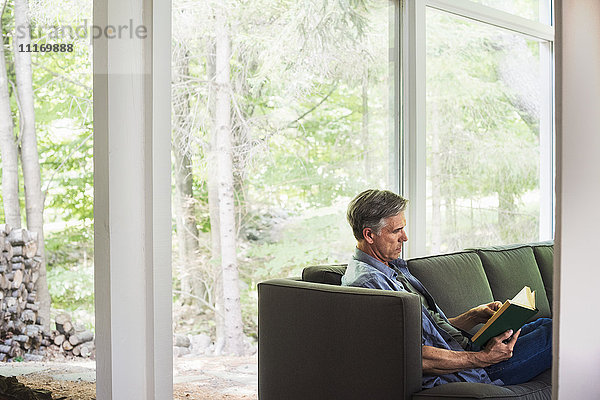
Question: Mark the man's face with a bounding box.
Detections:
[366,212,408,263]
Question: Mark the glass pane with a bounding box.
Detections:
[171,0,395,394]
[425,8,551,254]
[469,0,552,24]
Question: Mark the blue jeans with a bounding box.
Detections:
[483,317,552,385]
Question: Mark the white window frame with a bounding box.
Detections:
[400,0,555,257]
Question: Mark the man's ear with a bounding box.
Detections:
[362,227,375,244]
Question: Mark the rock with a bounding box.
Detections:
[173,346,190,357]
[244,336,258,356]
[173,334,190,348]
[190,333,211,355]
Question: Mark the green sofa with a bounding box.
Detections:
[258,242,553,400]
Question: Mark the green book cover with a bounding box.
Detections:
[471,286,538,347]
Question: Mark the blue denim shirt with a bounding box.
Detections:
[341,248,502,388]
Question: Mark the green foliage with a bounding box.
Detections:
[244,211,354,281]
[39,124,93,223]
[37,68,94,323]
[247,80,389,211]
[47,262,94,314]
[45,226,94,318]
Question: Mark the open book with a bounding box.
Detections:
[471,286,538,347]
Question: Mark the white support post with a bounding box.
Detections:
[93,0,172,398]
[555,0,600,397]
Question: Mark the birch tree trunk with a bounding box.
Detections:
[214,8,244,356]
[206,39,225,355]
[14,0,50,330]
[172,45,204,305]
[0,7,20,228]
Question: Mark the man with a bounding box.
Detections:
[342,189,552,388]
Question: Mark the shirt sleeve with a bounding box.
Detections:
[347,273,400,291]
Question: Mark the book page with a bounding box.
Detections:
[511,286,535,309]
[527,287,535,307]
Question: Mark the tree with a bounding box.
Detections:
[212,4,245,355]
[172,42,205,307]
[0,1,20,228]
[13,0,50,329]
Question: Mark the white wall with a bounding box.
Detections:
[554,0,600,397]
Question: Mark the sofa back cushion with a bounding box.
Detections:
[408,251,494,321]
[532,242,554,307]
[474,245,551,319]
[302,265,347,285]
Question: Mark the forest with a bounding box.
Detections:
[0,0,546,356]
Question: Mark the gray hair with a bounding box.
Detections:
[347,189,408,241]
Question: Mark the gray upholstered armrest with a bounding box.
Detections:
[258,278,423,400]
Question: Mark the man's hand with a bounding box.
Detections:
[470,301,503,324]
[422,328,519,374]
[477,329,521,367]
[422,329,521,374]
[448,301,502,331]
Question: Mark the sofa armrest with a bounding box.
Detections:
[258,278,423,400]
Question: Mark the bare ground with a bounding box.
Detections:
[4,355,258,400]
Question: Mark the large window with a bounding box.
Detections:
[164,0,557,396]
[402,0,554,256]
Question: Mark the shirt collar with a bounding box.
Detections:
[353,247,399,280]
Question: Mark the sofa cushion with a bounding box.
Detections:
[532,242,553,308]
[408,251,494,323]
[474,245,551,320]
[412,369,551,399]
[302,265,347,285]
